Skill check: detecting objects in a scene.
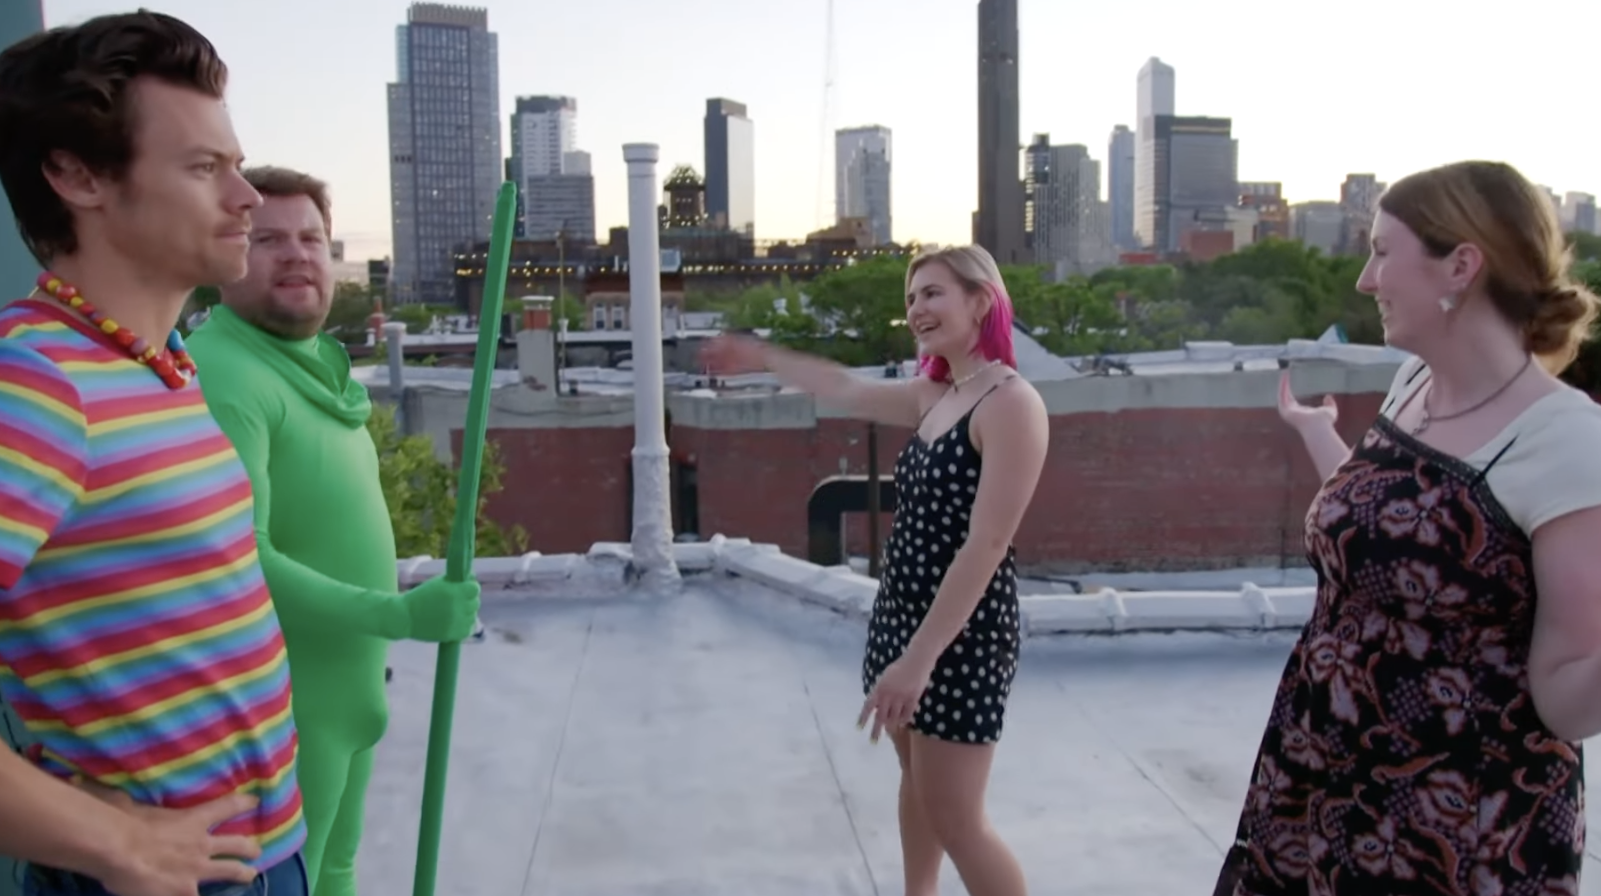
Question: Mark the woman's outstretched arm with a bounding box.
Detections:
[701,333,940,430]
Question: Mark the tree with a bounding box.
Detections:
[365,402,528,559]
[388,303,451,334]
[324,281,379,344]
[1569,231,1601,262]
[794,255,916,366]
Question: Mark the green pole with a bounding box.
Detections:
[1,11,50,896]
[410,180,518,896]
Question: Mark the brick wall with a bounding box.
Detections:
[464,390,1387,573]
[452,426,635,554]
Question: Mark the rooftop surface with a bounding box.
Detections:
[353,563,1601,896]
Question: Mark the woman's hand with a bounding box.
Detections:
[699,333,768,375]
[1277,370,1337,432]
[858,653,936,743]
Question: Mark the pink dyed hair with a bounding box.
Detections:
[908,244,1018,383]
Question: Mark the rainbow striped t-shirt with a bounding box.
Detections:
[0,299,305,870]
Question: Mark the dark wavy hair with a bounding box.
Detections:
[0,9,228,264]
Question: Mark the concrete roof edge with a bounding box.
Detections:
[394,539,1316,637]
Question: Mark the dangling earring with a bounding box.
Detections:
[1438,293,1458,313]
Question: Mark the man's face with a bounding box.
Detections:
[224,193,335,339]
[100,77,260,289]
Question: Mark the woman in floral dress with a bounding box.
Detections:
[1218,160,1601,896]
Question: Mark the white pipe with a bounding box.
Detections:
[622,143,681,588]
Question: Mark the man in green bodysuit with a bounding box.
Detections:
[186,166,483,896]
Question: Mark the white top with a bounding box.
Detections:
[1379,355,1601,536]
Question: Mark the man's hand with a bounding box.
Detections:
[77,780,261,896]
[401,575,483,642]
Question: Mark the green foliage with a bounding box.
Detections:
[1569,231,1601,263]
[365,402,528,559]
[190,284,222,311]
[791,255,917,365]
[323,281,379,344]
[388,303,455,334]
[716,238,1388,364]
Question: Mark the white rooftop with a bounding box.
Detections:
[354,542,1601,896]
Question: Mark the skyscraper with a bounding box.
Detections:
[1563,191,1598,235]
[1108,124,1135,253]
[1338,173,1385,255]
[1134,57,1175,250]
[508,96,595,243]
[835,125,893,245]
[1150,114,1237,254]
[975,0,1025,264]
[704,98,755,236]
[1026,136,1112,276]
[510,96,576,182]
[387,3,501,306]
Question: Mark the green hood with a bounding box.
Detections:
[198,304,372,428]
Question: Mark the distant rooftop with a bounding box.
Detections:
[355,333,1410,399]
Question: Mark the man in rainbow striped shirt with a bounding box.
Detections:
[0,11,308,896]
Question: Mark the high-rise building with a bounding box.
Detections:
[508,95,575,238]
[1134,58,1176,250]
[1025,135,1113,277]
[974,0,1025,264]
[1134,57,1175,251]
[1292,201,1344,255]
[1338,173,1385,254]
[507,96,595,244]
[510,97,576,180]
[1562,191,1597,235]
[1107,124,1136,253]
[524,151,596,246]
[1239,182,1290,243]
[835,125,893,245]
[1148,114,1237,254]
[387,3,501,306]
[704,98,755,236]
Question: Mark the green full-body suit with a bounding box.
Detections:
[188,306,477,896]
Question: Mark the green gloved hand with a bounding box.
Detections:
[401,575,482,642]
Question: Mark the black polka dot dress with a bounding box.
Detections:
[861,385,1022,744]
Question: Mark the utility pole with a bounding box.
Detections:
[556,223,568,379]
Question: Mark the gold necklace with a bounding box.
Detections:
[952,359,999,390]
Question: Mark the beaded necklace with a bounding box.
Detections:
[32,271,196,390]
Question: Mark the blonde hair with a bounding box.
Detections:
[904,245,1017,381]
[1379,160,1600,373]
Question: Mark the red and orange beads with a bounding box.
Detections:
[35,271,196,390]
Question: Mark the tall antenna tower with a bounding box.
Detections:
[816,0,837,230]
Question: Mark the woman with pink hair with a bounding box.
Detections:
[703,244,1046,896]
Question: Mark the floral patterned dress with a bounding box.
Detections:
[1222,412,1586,896]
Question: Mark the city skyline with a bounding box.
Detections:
[39,0,1601,264]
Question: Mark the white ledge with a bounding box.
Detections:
[389,537,1316,636]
